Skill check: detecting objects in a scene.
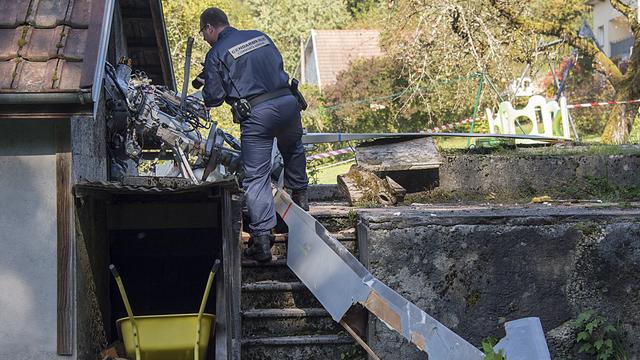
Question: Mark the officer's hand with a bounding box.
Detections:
[192,76,206,89]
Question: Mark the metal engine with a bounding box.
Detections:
[103,61,242,184]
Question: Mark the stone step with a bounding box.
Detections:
[242,238,357,258]
[241,228,357,244]
[309,204,357,232]
[241,335,360,360]
[242,257,288,267]
[308,184,346,202]
[241,308,340,337]
[241,228,358,283]
[241,281,321,310]
[242,261,299,283]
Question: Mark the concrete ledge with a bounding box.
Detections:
[437,150,640,200]
[308,184,346,202]
[359,205,640,359]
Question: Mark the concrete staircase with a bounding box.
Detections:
[240,203,366,360]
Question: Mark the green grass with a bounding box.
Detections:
[313,162,353,184]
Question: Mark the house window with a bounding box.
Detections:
[597,25,605,48]
[610,37,635,60]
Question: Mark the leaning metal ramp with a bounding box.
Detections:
[273,188,551,359]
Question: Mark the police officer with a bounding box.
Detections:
[198,8,308,262]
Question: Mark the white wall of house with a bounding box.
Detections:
[0,120,74,360]
[303,32,320,88]
[591,0,636,59]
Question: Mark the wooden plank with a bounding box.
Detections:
[56,120,74,356]
[230,192,243,359]
[356,221,375,360]
[217,188,240,360]
[355,137,442,172]
[214,267,228,359]
[149,0,176,90]
[340,320,381,360]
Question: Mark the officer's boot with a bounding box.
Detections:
[291,189,309,211]
[244,233,273,262]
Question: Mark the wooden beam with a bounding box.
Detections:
[230,191,243,358]
[56,120,74,355]
[221,188,243,358]
[340,319,381,360]
[149,0,176,90]
[357,221,376,360]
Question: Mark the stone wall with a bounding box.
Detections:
[359,206,640,359]
[437,148,640,199]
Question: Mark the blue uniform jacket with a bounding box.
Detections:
[202,27,290,108]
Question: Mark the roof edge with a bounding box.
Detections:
[0,90,93,105]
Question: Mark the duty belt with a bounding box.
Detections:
[247,88,292,107]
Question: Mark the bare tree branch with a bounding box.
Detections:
[610,0,639,30]
[489,0,624,85]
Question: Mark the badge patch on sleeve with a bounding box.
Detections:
[228,35,270,59]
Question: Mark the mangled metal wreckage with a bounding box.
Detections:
[103,61,552,359]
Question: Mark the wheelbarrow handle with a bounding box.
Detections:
[109,264,120,278]
[211,259,221,274]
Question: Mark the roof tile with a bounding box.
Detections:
[60,27,87,60]
[29,0,71,28]
[0,60,18,89]
[13,59,58,91]
[311,30,382,88]
[21,26,64,61]
[55,60,82,89]
[0,2,30,28]
[67,0,91,28]
[0,28,23,61]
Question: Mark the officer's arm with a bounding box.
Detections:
[202,52,226,108]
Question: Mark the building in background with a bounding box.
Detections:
[588,0,637,60]
[298,29,382,91]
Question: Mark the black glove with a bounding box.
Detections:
[192,71,205,89]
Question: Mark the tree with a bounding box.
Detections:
[382,0,640,143]
[487,0,640,144]
[161,0,255,135]
[358,1,537,134]
[245,0,352,74]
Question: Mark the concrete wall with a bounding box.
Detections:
[436,150,640,199]
[360,206,640,359]
[71,98,108,182]
[0,120,70,360]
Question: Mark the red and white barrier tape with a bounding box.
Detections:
[567,99,640,109]
[306,147,353,161]
[306,98,640,161]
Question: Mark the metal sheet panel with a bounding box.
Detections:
[273,189,484,359]
[274,189,552,359]
[302,132,566,144]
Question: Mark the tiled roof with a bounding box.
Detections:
[0,0,94,93]
[312,30,382,89]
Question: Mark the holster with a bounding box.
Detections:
[290,78,308,111]
[230,98,251,124]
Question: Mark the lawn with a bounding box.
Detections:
[311,160,354,184]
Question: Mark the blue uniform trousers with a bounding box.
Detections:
[240,94,308,235]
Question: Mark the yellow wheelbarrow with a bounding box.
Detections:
[109,260,220,360]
